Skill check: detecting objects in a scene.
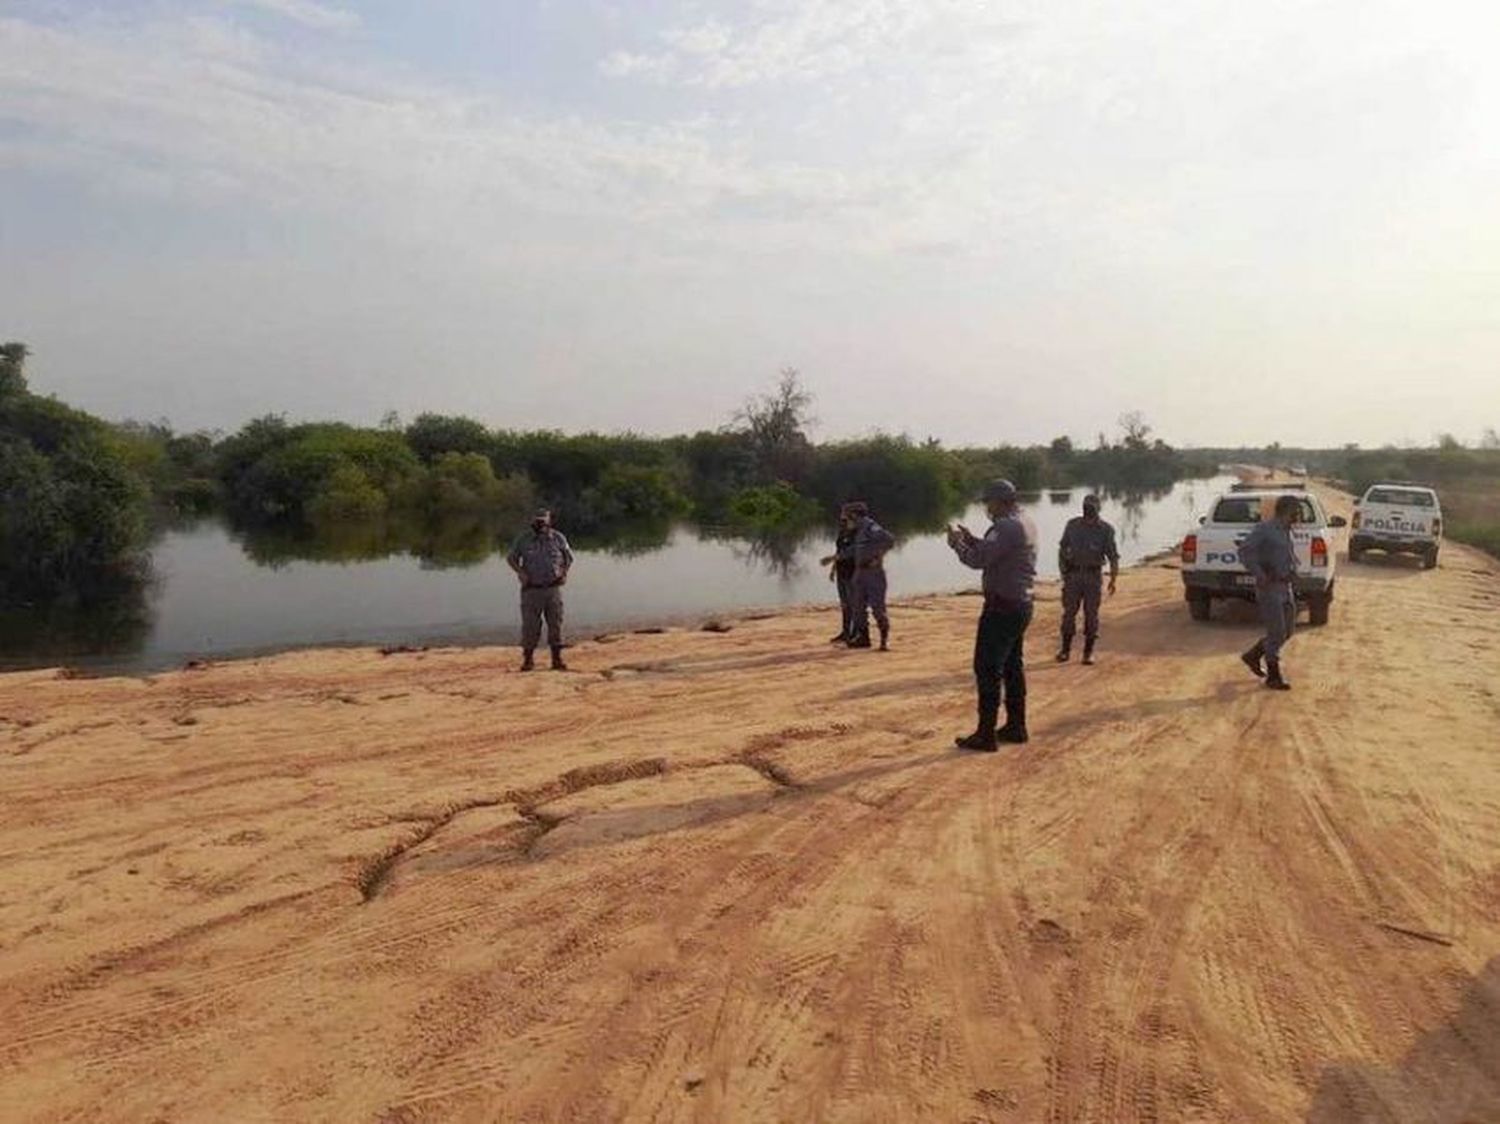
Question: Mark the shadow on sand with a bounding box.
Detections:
[1306,955,1500,1123]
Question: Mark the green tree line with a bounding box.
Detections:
[138,371,1203,533]
[2,350,1208,602]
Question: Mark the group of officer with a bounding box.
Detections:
[505,484,1296,747]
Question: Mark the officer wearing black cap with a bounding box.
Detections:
[947,479,1038,749]
[1056,494,1120,665]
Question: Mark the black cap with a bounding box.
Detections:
[1083,494,1101,512]
[982,479,1018,503]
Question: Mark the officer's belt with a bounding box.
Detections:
[983,594,1030,614]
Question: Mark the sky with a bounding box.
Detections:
[3,0,1499,448]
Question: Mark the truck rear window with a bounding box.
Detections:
[1212,497,1319,524]
[1364,487,1435,507]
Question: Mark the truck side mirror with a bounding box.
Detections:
[1328,515,1348,528]
[1198,516,1207,525]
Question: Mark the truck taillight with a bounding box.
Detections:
[1351,512,1361,530]
[1311,538,1328,567]
[1182,534,1197,564]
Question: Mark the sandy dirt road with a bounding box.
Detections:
[4,487,1500,1123]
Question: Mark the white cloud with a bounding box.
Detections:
[599,0,1021,89]
[236,0,359,32]
[4,1,1500,442]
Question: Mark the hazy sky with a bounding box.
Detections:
[4,1,1498,447]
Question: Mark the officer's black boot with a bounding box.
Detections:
[955,698,999,751]
[1264,658,1291,691]
[1082,639,1096,666]
[1241,641,1266,679]
[550,645,568,672]
[997,697,1029,744]
[1055,638,1071,663]
[878,624,889,652]
[520,648,536,672]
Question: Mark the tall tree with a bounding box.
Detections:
[735,368,814,483]
[0,341,30,397]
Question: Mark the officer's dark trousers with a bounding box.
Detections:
[835,568,862,640]
[1255,584,1296,660]
[1060,567,1103,644]
[974,602,1033,717]
[851,567,889,634]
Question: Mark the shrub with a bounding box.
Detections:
[405,414,492,464]
[0,388,149,601]
[726,481,819,530]
[581,464,691,525]
[407,452,536,517]
[807,436,962,527]
[306,463,387,522]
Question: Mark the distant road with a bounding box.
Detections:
[4,484,1499,1121]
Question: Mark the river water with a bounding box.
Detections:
[2,477,1234,673]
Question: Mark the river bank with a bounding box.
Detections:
[5,485,1500,1121]
[1,477,1235,675]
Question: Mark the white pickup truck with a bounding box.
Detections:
[1180,485,1347,626]
[1350,483,1442,569]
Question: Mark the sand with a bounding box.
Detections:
[4,486,1500,1122]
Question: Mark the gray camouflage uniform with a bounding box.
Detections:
[1058,516,1120,647]
[507,528,574,651]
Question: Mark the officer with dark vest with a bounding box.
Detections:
[947,479,1038,749]
[818,503,862,645]
[1056,494,1120,665]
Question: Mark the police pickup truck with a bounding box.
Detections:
[1180,484,1347,626]
[1350,482,1442,569]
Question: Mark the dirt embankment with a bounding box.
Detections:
[4,485,1500,1122]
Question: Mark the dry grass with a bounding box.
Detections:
[1442,477,1500,558]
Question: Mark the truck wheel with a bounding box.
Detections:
[1307,595,1330,627]
[1188,594,1212,622]
[1423,548,1439,570]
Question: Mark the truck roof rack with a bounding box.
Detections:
[1229,482,1308,493]
[1370,480,1435,489]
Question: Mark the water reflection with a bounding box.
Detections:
[0,571,156,666]
[0,477,1235,673]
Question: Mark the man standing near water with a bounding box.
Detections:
[1056,494,1120,665]
[948,480,1038,749]
[1237,494,1300,691]
[847,502,896,651]
[506,509,574,672]
[818,504,862,645]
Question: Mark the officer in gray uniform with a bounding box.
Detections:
[848,502,896,651]
[1237,494,1300,691]
[1056,494,1120,665]
[506,509,574,672]
[947,479,1038,749]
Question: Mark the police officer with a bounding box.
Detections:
[818,504,862,645]
[506,509,574,672]
[1237,494,1300,691]
[848,502,896,651]
[1056,494,1120,665]
[948,480,1038,749]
